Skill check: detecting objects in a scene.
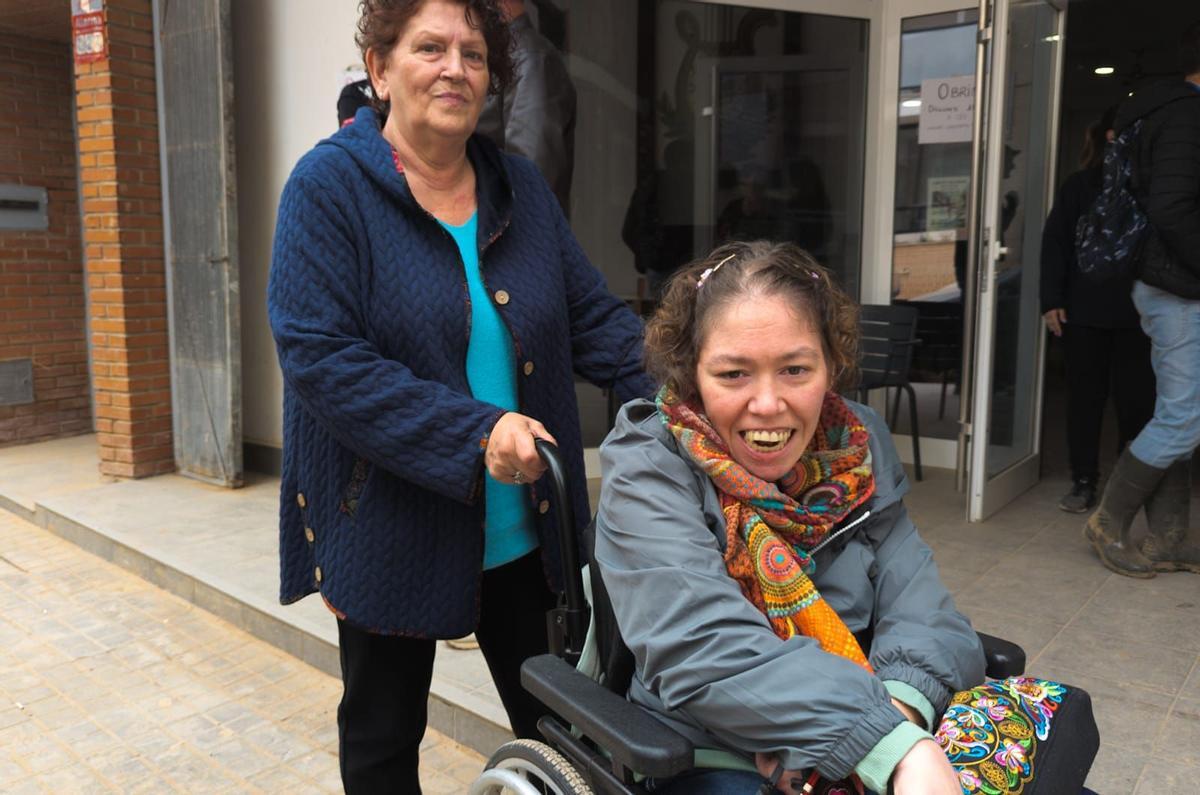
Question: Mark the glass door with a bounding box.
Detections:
[964,0,1065,520]
[888,7,979,456]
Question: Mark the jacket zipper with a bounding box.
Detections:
[808,509,872,556]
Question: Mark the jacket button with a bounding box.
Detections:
[494,289,510,305]
[296,492,306,509]
[304,527,315,543]
[523,360,534,376]
[315,566,323,583]
[538,500,549,514]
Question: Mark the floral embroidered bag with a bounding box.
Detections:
[934,677,1099,795]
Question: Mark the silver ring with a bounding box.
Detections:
[512,470,524,484]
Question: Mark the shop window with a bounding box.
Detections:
[544,0,868,445]
[556,0,867,304]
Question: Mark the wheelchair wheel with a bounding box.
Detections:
[468,738,594,795]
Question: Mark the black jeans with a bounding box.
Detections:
[336,550,556,794]
[1063,324,1155,482]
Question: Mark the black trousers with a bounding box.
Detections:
[336,550,556,794]
[1063,324,1155,481]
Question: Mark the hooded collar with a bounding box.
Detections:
[1115,78,1200,133]
[325,105,515,252]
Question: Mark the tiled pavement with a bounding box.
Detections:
[2,434,1200,792]
[0,509,485,793]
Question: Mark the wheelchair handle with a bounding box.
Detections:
[535,439,588,663]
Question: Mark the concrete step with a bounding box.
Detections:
[0,435,512,757]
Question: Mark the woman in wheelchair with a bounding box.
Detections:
[592,241,1092,794]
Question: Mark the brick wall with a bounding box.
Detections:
[74,0,174,478]
[0,33,91,447]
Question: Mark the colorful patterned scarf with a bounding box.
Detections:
[657,386,876,671]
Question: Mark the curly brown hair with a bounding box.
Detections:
[356,0,513,110]
[643,240,860,402]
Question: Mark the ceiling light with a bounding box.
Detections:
[901,99,922,108]
[1094,66,1115,76]
[1042,34,1061,42]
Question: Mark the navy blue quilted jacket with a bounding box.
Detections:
[268,107,653,637]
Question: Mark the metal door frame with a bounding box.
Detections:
[964,0,1066,520]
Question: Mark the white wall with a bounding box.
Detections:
[232,1,363,449]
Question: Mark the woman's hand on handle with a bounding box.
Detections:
[890,738,961,795]
[485,412,557,485]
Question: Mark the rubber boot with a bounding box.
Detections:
[1082,448,1163,578]
[1141,459,1200,573]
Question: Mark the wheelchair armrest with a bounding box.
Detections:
[978,631,1026,679]
[521,654,694,779]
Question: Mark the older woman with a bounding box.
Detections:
[594,242,1095,794]
[267,0,652,790]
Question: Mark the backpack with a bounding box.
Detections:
[1074,120,1148,282]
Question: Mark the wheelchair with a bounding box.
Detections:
[468,441,1028,795]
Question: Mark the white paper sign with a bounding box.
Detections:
[918,75,975,144]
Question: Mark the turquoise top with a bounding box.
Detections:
[439,213,537,570]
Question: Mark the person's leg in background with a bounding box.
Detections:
[1061,324,1110,512]
[337,619,437,794]
[475,550,557,739]
[1124,283,1200,574]
[1127,281,1200,470]
[1087,282,1200,577]
[1110,325,1156,454]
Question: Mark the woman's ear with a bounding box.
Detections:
[365,48,390,102]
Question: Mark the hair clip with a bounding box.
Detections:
[697,253,737,289]
[809,270,820,280]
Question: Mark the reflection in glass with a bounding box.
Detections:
[554,1,869,446]
[985,0,1059,477]
[626,3,867,298]
[890,11,977,441]
[564,1,867,295]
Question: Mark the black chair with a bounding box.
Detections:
[470,443,1027,794]
[856,303,923,481]
[897,300,963,421]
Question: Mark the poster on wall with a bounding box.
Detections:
[72,0,106,65]
[926,176,971,231]
[918,75,975,145]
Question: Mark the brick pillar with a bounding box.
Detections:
[74,0,174,478]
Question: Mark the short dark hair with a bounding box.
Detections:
[643,241,861,402]
[1180,20,1200,75]
[356,0,513,109]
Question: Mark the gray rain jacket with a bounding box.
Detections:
[594,398,985,782]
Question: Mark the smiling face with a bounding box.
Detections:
[367,0,490,148]
[695,294,830,482]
